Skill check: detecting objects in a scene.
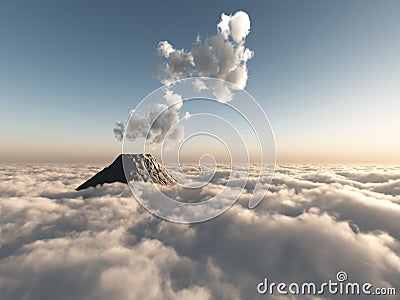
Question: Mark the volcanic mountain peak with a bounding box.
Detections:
[76,153,176,190]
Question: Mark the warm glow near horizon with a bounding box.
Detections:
[1,1,399,165]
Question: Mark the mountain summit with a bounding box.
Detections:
[76,154,176,190]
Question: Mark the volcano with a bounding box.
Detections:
[76,154,176,190]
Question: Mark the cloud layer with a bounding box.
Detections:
[1,164,400,299]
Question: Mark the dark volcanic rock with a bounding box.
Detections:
[76,154,176,190]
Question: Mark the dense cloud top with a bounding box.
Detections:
[1,164,400,299]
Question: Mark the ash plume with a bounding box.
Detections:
[114,11,254,143]
[157,11,254,101]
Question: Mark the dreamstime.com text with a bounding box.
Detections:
[257,271,396,296]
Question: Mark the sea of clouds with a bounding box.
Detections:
[1,163,400,299]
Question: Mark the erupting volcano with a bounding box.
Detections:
[76,154,176,190]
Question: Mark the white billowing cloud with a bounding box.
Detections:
[157,45,194,80]
[163,89,183,109]
[158,41,175,58]
[192,78,208,92]
[157,11,254,101]
[213,80,233,103]
[225,64,248,89]
[147,109,183,144]
[114,11,254,142]
[217,13,231,40]
[114,88,184,144]
[227,11,251,43]
[119,113,148,142]
[1,164,400,299]
[191,43,217,76]
[123,108,183,144]
[183,111,192,120]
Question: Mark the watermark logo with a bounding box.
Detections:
[121,77,276,223]
[336,271,348,282]
[257,271,396,296]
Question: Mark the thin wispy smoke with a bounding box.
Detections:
[113,121,125,142]
[114,11,254,142]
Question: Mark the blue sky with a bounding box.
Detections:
[1,0,399,163]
